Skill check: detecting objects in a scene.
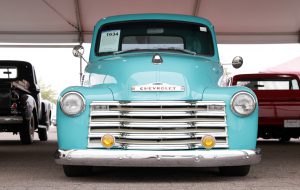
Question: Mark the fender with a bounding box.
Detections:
[40,100,52,126]
[20,94,37,126]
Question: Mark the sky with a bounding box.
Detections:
[1,43,299,97]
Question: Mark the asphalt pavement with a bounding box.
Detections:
[0,126,299,190]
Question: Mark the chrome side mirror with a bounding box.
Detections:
[72,45,84,58]
[232,56,243,69]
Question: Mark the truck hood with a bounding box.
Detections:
[87,52,222,101]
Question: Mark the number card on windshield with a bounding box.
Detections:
[99,30,120,53]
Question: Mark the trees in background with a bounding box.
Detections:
[38,79,57,104]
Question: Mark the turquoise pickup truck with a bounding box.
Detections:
[55,14,261,177]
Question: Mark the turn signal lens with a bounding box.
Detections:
[201,135,216,149]
[101,134,115,148]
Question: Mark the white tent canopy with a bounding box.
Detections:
[0,0,299,45]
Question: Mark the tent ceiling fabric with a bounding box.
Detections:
[0,0,299,44]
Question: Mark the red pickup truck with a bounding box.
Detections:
[231,73,300,142]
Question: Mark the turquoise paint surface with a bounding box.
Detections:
[57,14,258,151]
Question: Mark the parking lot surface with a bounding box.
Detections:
[0,126,299,190]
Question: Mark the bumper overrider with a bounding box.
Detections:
[55,149,261,167]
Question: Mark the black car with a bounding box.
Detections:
[0,60,51,144]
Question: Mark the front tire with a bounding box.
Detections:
[20,114,35,144]
[63,165,92,177]
[219,165,251,176]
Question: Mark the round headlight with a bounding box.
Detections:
[231,92,256,116]
[60,92,85,116]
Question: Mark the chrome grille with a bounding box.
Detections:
[88,101,228,150]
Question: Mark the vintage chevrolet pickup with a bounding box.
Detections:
[232,73,300,142]
[55,14,261,177]
[0,61,51,144]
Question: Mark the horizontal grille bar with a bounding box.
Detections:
[89,132,228,139]
[88,101,228,150]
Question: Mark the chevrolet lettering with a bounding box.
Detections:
[55,14,261,177]
[132,83,185,92]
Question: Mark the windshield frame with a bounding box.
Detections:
[94,20,215,57]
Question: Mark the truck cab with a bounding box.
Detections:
[55,14,260,177]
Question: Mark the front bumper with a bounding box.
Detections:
[55,149,261,167]
[0,116,23,124]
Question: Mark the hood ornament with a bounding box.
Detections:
[152,54,163,65]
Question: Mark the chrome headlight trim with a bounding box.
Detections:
[60,91,85,116]
[230,91,256,116]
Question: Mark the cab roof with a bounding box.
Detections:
[94,14,214,30]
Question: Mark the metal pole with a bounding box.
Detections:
[80,53,83,84]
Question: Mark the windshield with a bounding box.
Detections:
[236,78,300,90]
[96,20,214,56]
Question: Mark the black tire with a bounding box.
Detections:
[279,136,291,142]
[63,165,92,177]
[19,114,35,144]
[38,126,48,141]
[219,165,251,176]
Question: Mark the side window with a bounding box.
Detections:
[291,79,299,90]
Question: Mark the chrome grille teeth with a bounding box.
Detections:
[88,101,228,150]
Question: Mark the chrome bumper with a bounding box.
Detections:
[0,116,23,124]
[55,149,261,167]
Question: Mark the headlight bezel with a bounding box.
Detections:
[60,91,86,116]
[230,91,256,117]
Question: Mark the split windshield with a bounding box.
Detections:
[96,20,214,56]
[236,78,300,90]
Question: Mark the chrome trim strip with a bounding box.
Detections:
[89,122,227,128]
[88,132,228,139]
[90,118,225,123]
[87,143,229,149]
[0,116,23,124]
[90,111,226,117]
[55,149,261,167]
[91,101,225,106]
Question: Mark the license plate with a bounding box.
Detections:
[284,120,300,128]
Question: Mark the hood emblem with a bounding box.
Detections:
[152,54,163,65]
[132,82,185,92]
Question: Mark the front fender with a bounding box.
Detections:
[57,86,114,150]
[20,94,37,121]
[202,86,258,150]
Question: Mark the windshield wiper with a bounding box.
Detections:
[113,48,149,55]
[157,48,197,55]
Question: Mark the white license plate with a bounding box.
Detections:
[284,120,300,128]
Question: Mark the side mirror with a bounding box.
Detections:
[72,45,84,58]
[232,56,243,69]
